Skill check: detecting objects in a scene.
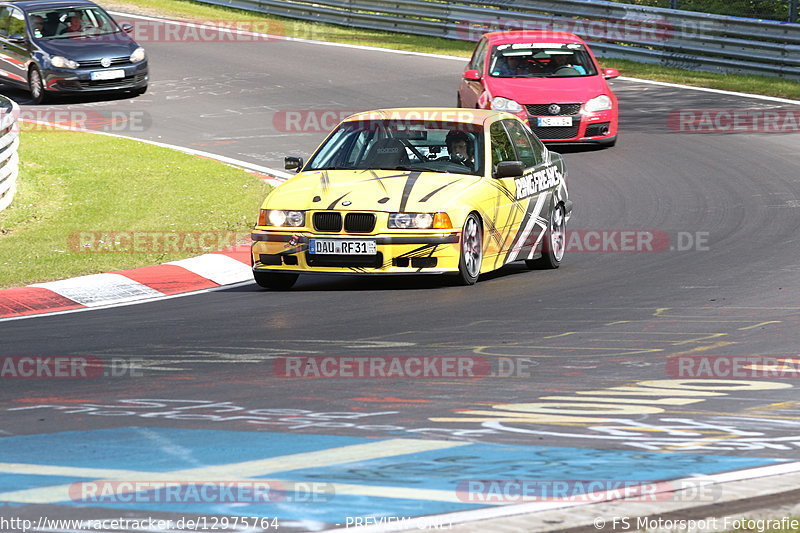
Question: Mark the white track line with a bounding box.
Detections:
[321,461,800,532]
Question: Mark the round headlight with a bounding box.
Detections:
[414,213,433,229]
[286,211,304,227]
[268,210,287,227]
[393,213,412,229]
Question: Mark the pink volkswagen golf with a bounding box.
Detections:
[458,31,619,147]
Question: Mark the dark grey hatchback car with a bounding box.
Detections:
[0,0,148,103]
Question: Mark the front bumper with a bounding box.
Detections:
[43,61,148,93]
[515,108,617,143]
[251,230,461,275]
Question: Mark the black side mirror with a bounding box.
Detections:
[121,23,133,34]
[285,156,304,172]
[494,160,524,179]
[9,34,26,44]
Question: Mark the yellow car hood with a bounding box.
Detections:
[266,169,477,212]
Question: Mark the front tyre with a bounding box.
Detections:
[456,213,483,285]
[526,203,565,269]
[28,67,47,105]
[254,271,298,290]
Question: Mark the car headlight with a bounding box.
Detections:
[130,47,146,63]
[259,209,305,227]
[491,96,524,113]
[388,212,452,229]
[50,56,79,69]
[584,95,613,113]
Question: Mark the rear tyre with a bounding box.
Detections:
[526,203,565,270]
[455,213,483,285]
[456,94,462,108]
[253,271,298,290]
[29,67,47,105]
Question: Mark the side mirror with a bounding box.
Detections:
[121,23,133,34]
[603,68,620,80]
[8,34,26,44]
[463,69,481,81]
[494,160,524,179]
[285,156,304,172]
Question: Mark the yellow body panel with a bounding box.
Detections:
[251,108,569,277]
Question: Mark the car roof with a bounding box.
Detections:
[2,0,98,12]
[483,31,587,45]
[341,107,513,126]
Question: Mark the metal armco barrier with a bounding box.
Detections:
[196,0,800,80]
[0,96,20,212]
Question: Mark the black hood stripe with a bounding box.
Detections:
[398,172,421,213]
[419,179,464,203]
[327,193,349,210]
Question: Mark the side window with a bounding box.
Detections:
[490,121,516,169]
[469,39,488,74]
[8,8,25,37]
[503,119,539,168]
[0,8,12,38]
[522,122,547,165]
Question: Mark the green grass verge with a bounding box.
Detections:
[0,128,271,289]
[104,0,800,100]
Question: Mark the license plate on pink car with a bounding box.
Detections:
[537,117,573,127]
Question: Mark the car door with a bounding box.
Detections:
[501,118,561,263]
[458,37,488,109]
[477,118,523,268]
[0,6,30,87]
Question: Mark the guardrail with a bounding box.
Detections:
[195,0,800,80]
[0,96,20,212]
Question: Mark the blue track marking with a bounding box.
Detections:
[0,427,786,523]
[0,473,95,493]
[277,442,783,489]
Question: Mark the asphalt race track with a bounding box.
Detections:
[2,13,800,533]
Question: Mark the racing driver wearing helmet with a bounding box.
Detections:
[442,130,474,169]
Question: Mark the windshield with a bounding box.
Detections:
[305,120,485,176]
[29,7,120,39]
[489,43,598,78]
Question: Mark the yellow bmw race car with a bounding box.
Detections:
[251,108,572,289]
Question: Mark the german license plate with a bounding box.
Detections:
[537,116,572,127]
[309,239,377,255]
[91,69,125,81]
